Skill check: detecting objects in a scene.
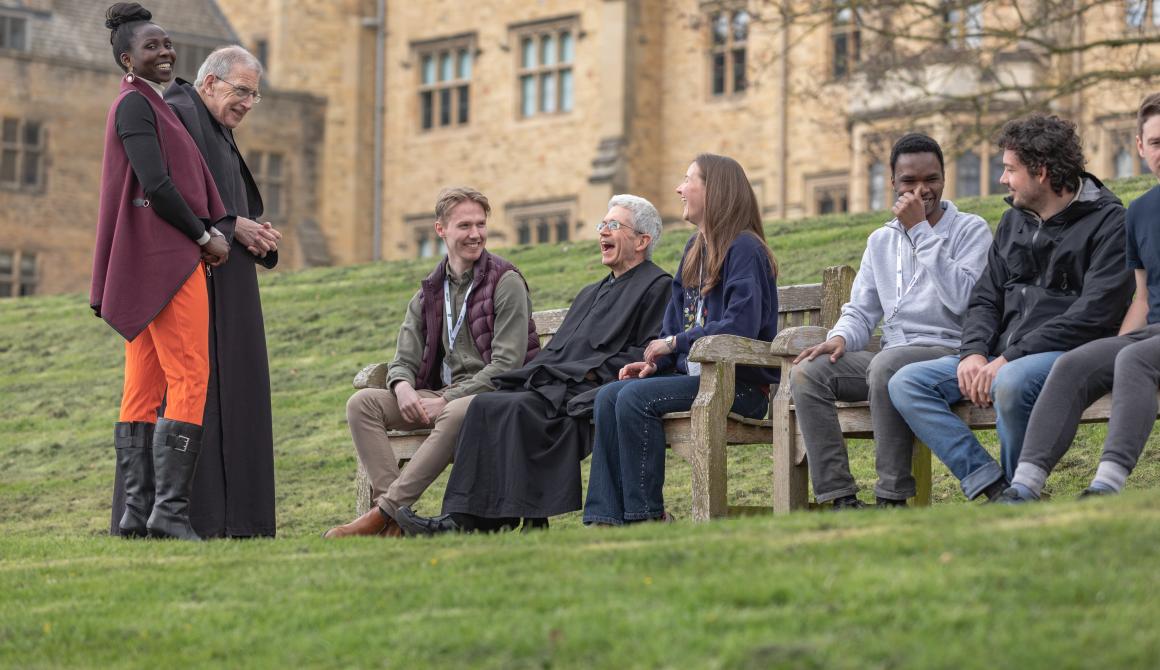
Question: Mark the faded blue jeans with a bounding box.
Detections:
[582,373,768,525]
[887,352,1063,500]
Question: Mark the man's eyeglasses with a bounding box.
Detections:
[217,77,262,104]
[596,219,637,233]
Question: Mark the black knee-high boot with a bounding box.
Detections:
[112,422,155,538]
[146,418,202,541]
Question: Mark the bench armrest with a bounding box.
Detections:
[688,334,779,367]
[769,326,828,357]
[353,363,390,390]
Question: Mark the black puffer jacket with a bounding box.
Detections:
[960,174,1133,361]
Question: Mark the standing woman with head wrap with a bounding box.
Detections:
[92,3,231,540]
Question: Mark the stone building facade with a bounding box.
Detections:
[0,0,325,296]
[5,0,1159,295]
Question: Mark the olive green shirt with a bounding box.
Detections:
[386,265,532,402]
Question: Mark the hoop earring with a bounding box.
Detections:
[124,66,135,83]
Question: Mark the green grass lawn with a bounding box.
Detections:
[2,178,1159,668]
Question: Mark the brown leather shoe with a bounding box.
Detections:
[323,506,400,539]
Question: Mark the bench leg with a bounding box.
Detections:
[772,388,809,513]
[355,461,371,517]
[909,440,932,507]
[690,361,734,522]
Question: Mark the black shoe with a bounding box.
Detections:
[521,518,549,533]
[875,496,907,509]
[993,486,1035,505]
[831,495,867,511]
[981,478,1011,502]
[113,422,155,538]
[395,506,461,536]
[1078,486,1116,499]
[146,418,202,541]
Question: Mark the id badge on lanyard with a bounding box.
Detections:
[885,233,921,324]
[442,276,474,386]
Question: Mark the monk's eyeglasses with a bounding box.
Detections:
[218,78,262,104]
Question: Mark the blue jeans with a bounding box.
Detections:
[582,374,769,525]
[886,352,1063,499]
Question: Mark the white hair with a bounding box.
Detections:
[194,45,263,88]
[607,194,662,259]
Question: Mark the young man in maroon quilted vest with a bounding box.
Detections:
[324,186,538,538]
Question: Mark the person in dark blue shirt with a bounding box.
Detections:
[1000,93,1160,502]
[582,153,780,525]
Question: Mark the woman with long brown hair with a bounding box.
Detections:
[583,154,779,525]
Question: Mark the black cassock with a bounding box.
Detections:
[111,80,277,537]
[441,260,671,519]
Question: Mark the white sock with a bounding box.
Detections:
[1090,461,1130,493]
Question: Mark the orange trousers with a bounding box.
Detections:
[119,264,210,425]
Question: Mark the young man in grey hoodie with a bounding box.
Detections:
[792,134,993,509]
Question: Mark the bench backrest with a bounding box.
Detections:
[532,265,856,347]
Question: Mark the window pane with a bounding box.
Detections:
[457,85,469,124]
[559,68,573,112]
[536,219,550,243]
[421,91,433,129]
[989,152,1005,194]
[518,223,531,245]
[1115,148,1134,179]
[0,281,11,297]
[540,72,556,113]
[439,88,452,125]
[1154,0,1160,26]
[417,235,432,258]
[439,51,452,81]
[521,76,536,117]
[711,52,725,95]
[833,35,848,78]
[868,161,885,210]
[555,217,569,242]
[0,149,16,183]
[732,48,746,93]
[733,10,750,42]
[19,252,35,278]
[457,49,472,79]
[819,193,835,215]
[966,3,984,47]
[267,153,283,178]
[712,13,728,45]
[541,34,556,66]
[7,17,27,51]
[21,150,39,187]
[267,184,283,216]
[1127,0,1147,27]
[521,37,535,69]
[560,31,574,63]
[2,119,16,143]
[421,54,435,85]
[956,151,981,197]
[0,251,12,274]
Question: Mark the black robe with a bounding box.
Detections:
[110,79,278,537]
[440,260,671,519]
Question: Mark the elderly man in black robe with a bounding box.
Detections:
[112,45,280,538]
[396,194,671,534]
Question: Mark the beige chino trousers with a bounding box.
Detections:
[345,387,474,517]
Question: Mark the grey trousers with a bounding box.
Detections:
[1020,323,1160,475]
[791,344,955,502]
[345,388,474,518]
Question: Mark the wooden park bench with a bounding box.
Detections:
[350,264,1146,522]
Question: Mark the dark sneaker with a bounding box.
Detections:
[993,486,1035,505]
[875,497,907,509]
[1078,486,1116,499]
[831,495,867,511]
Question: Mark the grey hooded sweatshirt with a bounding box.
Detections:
[828,200,993,352]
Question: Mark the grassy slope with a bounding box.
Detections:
[1,178,1158,667]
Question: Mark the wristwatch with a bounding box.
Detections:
[665,335,677,352]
